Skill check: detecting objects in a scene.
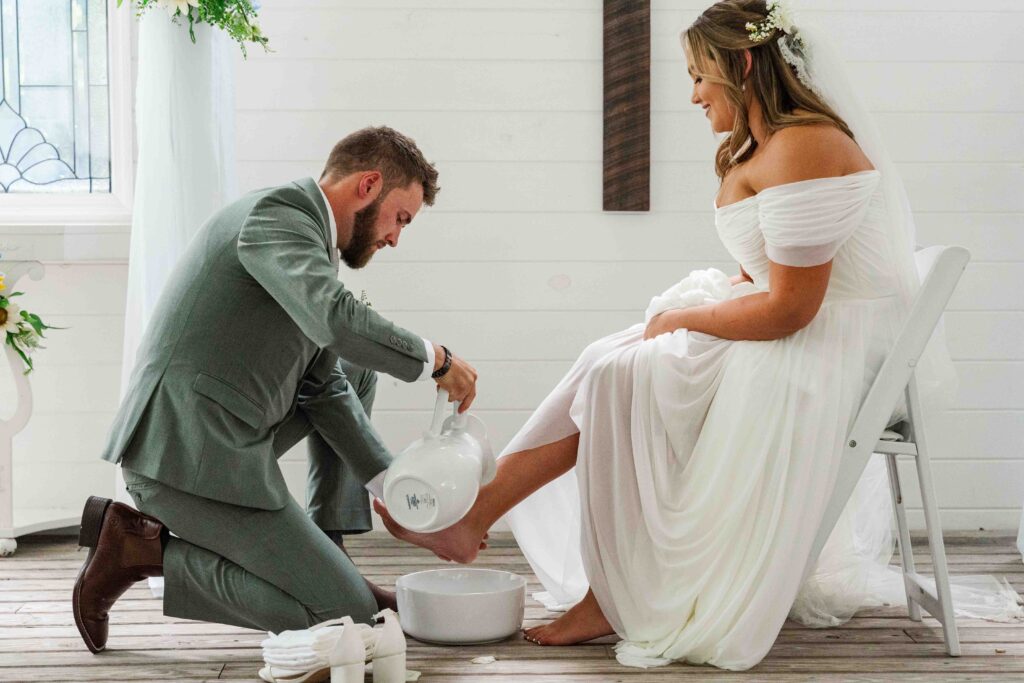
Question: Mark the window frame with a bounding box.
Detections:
[0,2,134,230]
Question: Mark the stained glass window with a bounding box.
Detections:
[0,0,110,193]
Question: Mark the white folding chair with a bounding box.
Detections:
[807,245,970,657]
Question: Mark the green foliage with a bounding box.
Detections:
[0,290,61,375]
[117,0,270,56]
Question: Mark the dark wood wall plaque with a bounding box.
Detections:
[603,0,651,212]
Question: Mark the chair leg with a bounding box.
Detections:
[885,452,921,622]
[908,380,961,657]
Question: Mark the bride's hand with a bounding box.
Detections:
[644,310,687,340]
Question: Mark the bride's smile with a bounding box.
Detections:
[685,51,740,134]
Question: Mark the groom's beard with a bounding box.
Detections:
[340,196,382,269]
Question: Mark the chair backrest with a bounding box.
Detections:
[805,245,971,571]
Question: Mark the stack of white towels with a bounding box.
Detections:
[259,608,416,683]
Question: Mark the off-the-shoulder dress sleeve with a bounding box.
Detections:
[758,170,881,267]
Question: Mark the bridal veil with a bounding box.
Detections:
[765,12,1021,628]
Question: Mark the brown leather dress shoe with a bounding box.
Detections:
[73,496,165,653]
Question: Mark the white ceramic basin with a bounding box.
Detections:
[396,568,527,644]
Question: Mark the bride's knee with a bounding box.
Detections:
[578,340,612,366]
[579,338,629,371]
[585,349,631,385]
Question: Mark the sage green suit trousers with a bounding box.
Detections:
[306,360,377,535]
[124,361,380,631]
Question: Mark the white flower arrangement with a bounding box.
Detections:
[745,0,795,44]
[117,0,269,55]
[158,0,199,16]
[0,272,57,374]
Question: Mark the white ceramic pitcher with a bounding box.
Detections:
[382,389,496,533]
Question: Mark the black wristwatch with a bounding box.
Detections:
[431,345,453,379]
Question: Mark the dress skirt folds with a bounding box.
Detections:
[501,171,909,670]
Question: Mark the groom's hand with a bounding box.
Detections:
[433,343,478,412]
[432,342,479,411]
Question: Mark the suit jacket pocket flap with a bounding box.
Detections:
[193,372,265,429]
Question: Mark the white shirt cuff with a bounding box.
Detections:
[417,338,435,382]
[364,470,387,500]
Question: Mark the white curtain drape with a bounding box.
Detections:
[118,12,238,503]
[120,13,237,395]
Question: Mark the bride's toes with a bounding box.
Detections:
[521,594,615,646]
[522,626,546,645]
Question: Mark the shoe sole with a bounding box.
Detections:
[73,496,112,654]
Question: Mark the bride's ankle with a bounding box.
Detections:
[467,490,507,534]
[457,508,492,543]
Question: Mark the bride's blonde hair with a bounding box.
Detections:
[684,0,853,180]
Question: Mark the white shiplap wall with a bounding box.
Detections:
[3,0,1021,531]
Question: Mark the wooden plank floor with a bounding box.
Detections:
[0,531,1022,682]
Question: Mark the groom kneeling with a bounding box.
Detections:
[72,127,477,654]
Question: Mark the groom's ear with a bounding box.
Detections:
[357,171,384,200]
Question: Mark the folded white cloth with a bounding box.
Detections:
[260,609,406,670]
[262,623,364,651]
[643,267,733,323]
[261,651,324,668]
[261,619,374,669]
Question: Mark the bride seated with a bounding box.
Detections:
[373,0,997,671]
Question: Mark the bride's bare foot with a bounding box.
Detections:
[372,498,489,564]
[523,590,615,646]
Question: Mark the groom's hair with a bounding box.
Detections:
[321,127,440,206]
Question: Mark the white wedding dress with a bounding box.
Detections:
[502,169,911,670]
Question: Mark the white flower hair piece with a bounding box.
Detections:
[744,1,819,99]
[745,0,795,44]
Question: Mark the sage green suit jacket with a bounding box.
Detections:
[101,178,427,510]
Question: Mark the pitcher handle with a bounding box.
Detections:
[429,389,450,436]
